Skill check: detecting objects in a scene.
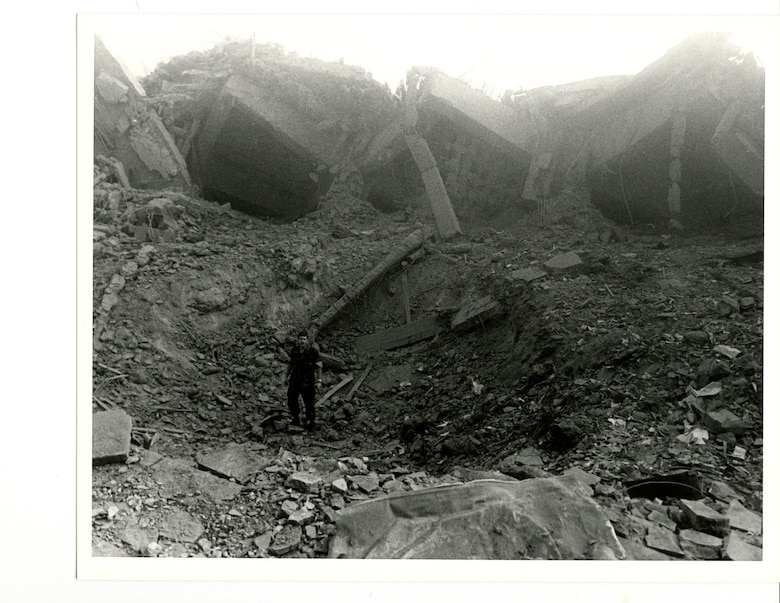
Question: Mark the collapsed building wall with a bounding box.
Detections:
[546,32,764,229]
[106,31,764,234]
[359,68,538,226]
[93,37,191,190]
[142,40,399,219]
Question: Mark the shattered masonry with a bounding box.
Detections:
[94,31,763,231]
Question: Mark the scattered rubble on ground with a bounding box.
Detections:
[90,32,763,560]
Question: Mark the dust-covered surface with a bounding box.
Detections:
[89,30,764,562]
[90,155,763,559]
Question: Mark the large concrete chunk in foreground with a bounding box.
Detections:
[92,410,132,465]
[329,475,624,559]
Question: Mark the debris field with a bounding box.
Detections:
[90,32,764,560]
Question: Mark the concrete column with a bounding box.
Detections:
[405,133,463,239]
[667,109,687,217]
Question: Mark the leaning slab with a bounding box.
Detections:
[354,316,441,353]
[92,409,133,465]
[329,475,623,559]
[450,296,503,332]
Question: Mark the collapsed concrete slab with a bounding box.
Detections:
[144,40,398,219]
[354,316,442,353]
[412,67,535,155]
[361,68,536,225]
[94,37,191,191]
[192,73,336,217]
[329,475,624,559]
[548,32,764,228]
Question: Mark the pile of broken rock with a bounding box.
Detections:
[92,408,761,560]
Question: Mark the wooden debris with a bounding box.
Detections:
[345,362,374,402]
[319,374,355,405]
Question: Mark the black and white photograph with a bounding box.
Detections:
[62,4,779,600]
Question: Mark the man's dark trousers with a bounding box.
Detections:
[287,380,315,427]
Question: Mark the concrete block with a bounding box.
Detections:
[331,477,349,495]
[288,509,316,525]
[544,251,583,271]
[702,409,747,435]
[347,474,379,493]
[92,410,132,465]
[510,266,547,283]
[286,472,323,494]
[679,499,730,537]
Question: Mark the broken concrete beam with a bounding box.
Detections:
[354,316,441,353]
[405,133,463,239]
[404,132,438,172]
[314,229,430,335]
[92,410,132,465]
[450,296,503,332]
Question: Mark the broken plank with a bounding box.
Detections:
[319,375,354,405]
[450,296,503,332]
[311,441,343,450]
[401,273,411,324]
[345,362,374,402]
[355,316,441,353]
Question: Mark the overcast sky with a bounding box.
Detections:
[86,11,775,96]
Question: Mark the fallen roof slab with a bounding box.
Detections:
[329,475,625,559]
[414,67,535,156]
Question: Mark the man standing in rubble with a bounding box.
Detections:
[284,329,323,430]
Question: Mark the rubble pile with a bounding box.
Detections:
[91,32,764,560]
